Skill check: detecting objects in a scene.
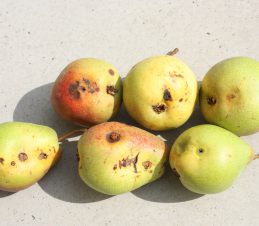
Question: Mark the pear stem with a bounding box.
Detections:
[253,154,259,160]
[167,48,179,56]
[58,129,87,142]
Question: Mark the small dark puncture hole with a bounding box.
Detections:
[163,89,172,101]
[152,104,167,114]
[106,132,121,143]
[207,96,216,105]
[198,148,204,154]
[39,152,48,160]
[106,85,118,96]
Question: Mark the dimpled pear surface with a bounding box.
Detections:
[200,57,259,136]
[170,124,254,194]
[0,122,60,192]
[51,58,122,126]
[78,122,168,195]
[123,55,198,131]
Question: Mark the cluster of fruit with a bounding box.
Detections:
[0,49,258,196]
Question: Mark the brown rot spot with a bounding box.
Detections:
[0,157,4,165]
[18,153,28,162]
[227,94,236,100]
[198,148,204,154]
[10,161,16,166]
[149,170,153,173]
[113,164,117,170]
[163,89,172,101]
[109,69,115,75]
[39,152,48,160]
[152,104,167,114]
[106,132,121,143]
[142,161,152,170]
[106,85,118,96]
[69,81,80,99]
[118,153,139,173]
[207,96,216,105]
[179,98,183,102]
[78,86,86,92]
[83,79,100,93]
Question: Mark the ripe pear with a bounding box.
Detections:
[0,122,60,192]
[51,58,122,126]
[170,124,256,194]
[200,57,259,136]
[123,49,198,131]
[78,122,168,195]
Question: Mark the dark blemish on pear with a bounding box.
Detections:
[207,96,217,105]
[118,153,139,173]
[83,79,100,93]
[142,160,152,170]
[106,85,118,96]
[149,170,153,173]
[69,81,80,99]
[179,98,183,102]
[227,94,236,100]
[109,69,114,75]
[39,152,48,160]
[163,89,172,101]
[10,161,16,166]
[152,104,167,114]
[0,157,4,165]
[106,132,121,143]
[198,148,204,154]
[78,86,86,92]
[18,152,28,162]
[113,164,117,170]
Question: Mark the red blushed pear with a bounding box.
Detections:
[77,122,169,195]
[51,58,122,126]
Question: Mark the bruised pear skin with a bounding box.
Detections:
[123,55,198,131]
[51,58,122,126]
[200,57,259,136]
[0,122,60,192]
[170,125,254,194]
[78,122,168,195]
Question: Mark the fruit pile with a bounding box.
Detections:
[0,49,258,195]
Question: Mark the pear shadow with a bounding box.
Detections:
[0,191,14,198]
[38,140,111,203]
[132,165,203,203]
[13,83,111,203]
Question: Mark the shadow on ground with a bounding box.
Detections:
[13,82,206,203]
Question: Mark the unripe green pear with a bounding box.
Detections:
[78,122,168,195]
[170,124,256,194]
[0,122,60,192]
[200,57,259,136]
[123,49,198,131]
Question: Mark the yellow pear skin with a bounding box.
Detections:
[123,54,198,131]
[170,124,255,194]
[200,57,259,136]
[78,122,168,195]
[0,122,60,192]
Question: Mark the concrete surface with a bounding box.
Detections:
[0,0,259,225]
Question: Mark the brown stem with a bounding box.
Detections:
[167,48,179,56]
[253,154,259,160]
[58,129,87,142]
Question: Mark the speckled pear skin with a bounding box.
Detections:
[51,58,122,126]
[78,122,168,195]
[200,57,259,136]
[170,124,254,194]
[0,122,60,192]
[123,55,198,131]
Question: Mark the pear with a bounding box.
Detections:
[200,57,259,136]
[170,124,256,194]
[0,122,60,192]
[123,49,198,131]
[51,58,122,126]
[78,122,168,195]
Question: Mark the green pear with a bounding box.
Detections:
[123,50,198,131]
[200,57,259,136]
[0,122,60,192]
[170,124,256,194]
[78,122,168,195]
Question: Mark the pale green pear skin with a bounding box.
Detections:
[123,55,198,131]
[200,57,259,136]
[0,122,60,192]
[170,124,254,194]
[78,122,168,195]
